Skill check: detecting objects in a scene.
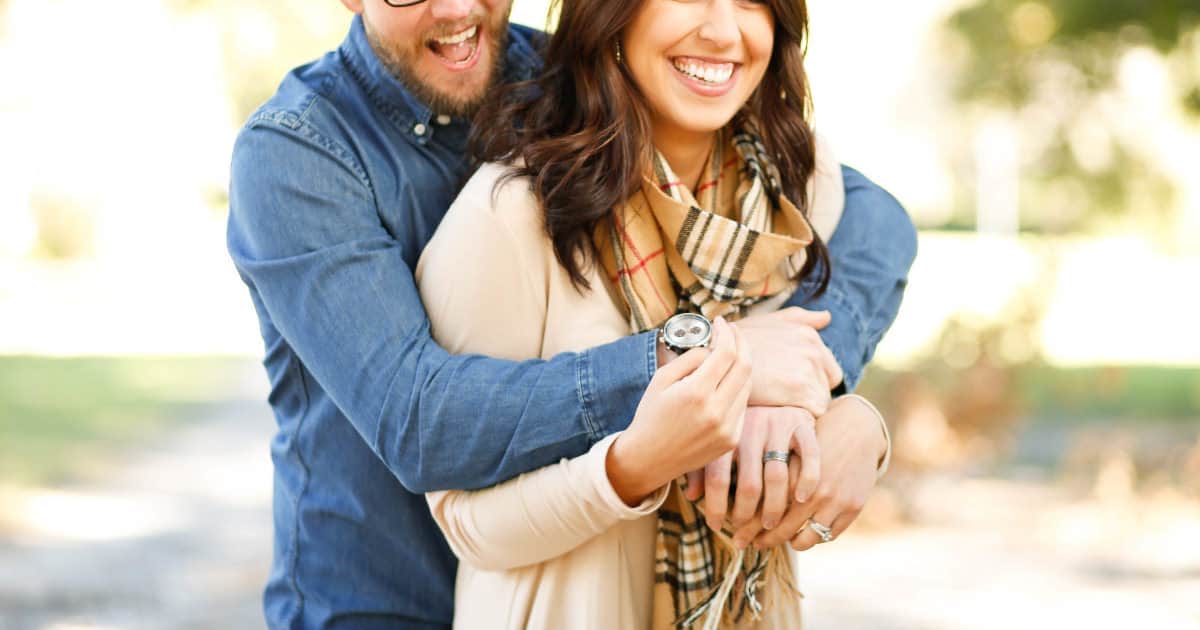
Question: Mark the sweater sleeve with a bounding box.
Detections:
[428,434,668,571]
[417,164,668,571]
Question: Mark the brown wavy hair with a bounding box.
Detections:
[472,0,830,295]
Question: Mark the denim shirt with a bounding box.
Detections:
[228,16,916,630]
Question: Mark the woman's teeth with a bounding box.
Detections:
[672,59,734,85]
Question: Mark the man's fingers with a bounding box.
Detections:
[781,307,831,330]
[704,452,734,532]
[759,420,791,531]
[683,469,706,502]
[818,343,844,393]
[730,410,767,527]
[792,421,821,503]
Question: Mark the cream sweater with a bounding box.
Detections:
[414,144,847,630]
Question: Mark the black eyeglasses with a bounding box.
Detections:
[382,0,429,6]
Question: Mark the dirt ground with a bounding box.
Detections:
[2,398,1198,630]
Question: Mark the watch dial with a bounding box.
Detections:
[665,313,711,348]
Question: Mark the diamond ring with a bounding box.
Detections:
[807,519,834,543]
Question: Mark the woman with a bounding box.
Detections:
[415,0,890,627]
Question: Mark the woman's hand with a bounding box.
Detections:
[607,317,752,506]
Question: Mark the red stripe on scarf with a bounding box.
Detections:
[609,249,664,282]
[694,157,740,194]
[615,213,674,316]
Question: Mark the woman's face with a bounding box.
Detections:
[622,0,775,143]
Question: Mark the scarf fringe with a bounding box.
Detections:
[673,544,803,630]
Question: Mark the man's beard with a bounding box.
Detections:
[366,13,509,118]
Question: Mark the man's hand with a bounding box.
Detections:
[734,307,843,415]
[684,406,821,537]
[738,396,887,551]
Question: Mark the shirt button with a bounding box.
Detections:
[436,114,452,125]
[413,123,428,136]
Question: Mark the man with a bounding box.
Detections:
[227,0,917,628]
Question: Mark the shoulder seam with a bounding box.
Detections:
[245,105,374,196]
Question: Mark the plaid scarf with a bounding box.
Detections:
[598,124,815,333]
[597,124,812,629]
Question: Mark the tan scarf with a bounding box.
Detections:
[596,123,813,629]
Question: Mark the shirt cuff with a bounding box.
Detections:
[586,433,671,518]
[801,286,867,391]
[836,394,892,480]
[575,331,658,443]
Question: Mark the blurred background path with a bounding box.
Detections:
[2,363,1197,629]
[2,0,1198,628]
[0,364,273,630]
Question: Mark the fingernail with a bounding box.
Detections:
[762,519,776,530]
[733,538,748,550]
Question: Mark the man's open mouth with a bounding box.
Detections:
[427,25,480,66]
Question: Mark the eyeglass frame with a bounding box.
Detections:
[382,0,429,7]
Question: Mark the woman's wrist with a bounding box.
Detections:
[606,432,666,507]
[834,394,891,478]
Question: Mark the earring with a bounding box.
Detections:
[780,88,788,102]
[615,41,623,64]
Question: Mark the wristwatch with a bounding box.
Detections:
[660,313,713,354]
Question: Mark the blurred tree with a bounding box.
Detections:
[943,0,1199,233]
[167,0,347,123]
[30,191,95,260]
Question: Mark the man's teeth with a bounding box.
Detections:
[433,25,477,45]
[673,59,734,85]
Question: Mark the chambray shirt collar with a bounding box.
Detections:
[338,15,542,139]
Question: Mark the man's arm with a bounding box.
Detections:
[789,165,918,391]
[227,117,656,494]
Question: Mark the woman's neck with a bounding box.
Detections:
[653,126,716,194]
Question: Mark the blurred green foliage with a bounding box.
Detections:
[30,192,94,260]
[168,0,347,123]
[0,356,249,485]
[944,1,1199,233]
[950,0,1200,108]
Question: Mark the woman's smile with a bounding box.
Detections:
[670,56,741,97]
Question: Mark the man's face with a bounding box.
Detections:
[346,0,513,116]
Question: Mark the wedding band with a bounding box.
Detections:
[807,520,834,543]
[763,450,790,465]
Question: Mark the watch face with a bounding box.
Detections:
[664,313,712,350]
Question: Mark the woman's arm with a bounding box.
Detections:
[416,165,671,570]
[427,434,668,571]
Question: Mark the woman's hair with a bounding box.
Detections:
[472,0,830,295]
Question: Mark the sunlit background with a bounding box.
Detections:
[1,0,1198,628]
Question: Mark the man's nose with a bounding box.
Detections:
[428,0,474,22]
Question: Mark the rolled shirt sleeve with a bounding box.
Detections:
[789,165,918,391]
